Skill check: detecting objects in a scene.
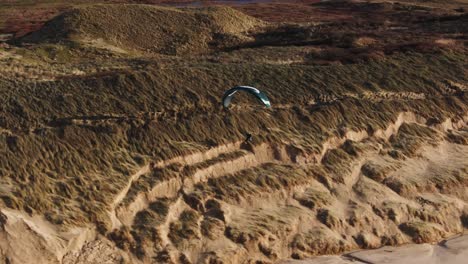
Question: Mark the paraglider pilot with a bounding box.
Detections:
[245,132,253,143]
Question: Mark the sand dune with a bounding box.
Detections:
[281,234,468,264]
[0,0,467,263]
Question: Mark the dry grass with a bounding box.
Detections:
[20,5,262,55]
[399,221,446,243]
[168,209,200,247]
[0,2,467,262]
[0,49,466,229]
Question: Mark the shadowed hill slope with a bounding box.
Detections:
[2,52,466,132]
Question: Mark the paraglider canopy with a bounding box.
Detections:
[222,86,271,108]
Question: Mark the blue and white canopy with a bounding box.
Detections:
[222,86,271,108]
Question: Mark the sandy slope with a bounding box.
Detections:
[281,234,468,264]
[0,111,466,263]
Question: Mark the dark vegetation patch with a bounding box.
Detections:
[446,129,468,145]
[109,198,171,257]
[169,209,201,246]
[290,227,350,257]
[399,221,446,243]
[122,168,178,206]
[294,187,332,210]
[220,1,468,65]
[390,123,439,156]
[361,162,389,182]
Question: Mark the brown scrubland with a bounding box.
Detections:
[0,0,467,263]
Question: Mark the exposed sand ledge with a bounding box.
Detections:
[1,205,466,264]
[280,233,468,264]
[1,111,465,263]
[110,110,467,233]
[0,209,96,264]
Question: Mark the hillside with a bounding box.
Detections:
[0,1,467,263]
[19,4,262,55]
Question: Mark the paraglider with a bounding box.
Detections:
[222,86,270,145]
[222,86,271,108]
